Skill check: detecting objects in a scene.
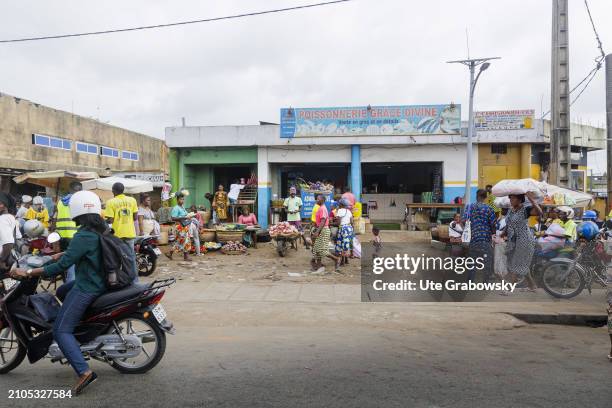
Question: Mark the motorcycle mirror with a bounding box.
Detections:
[47,232,61,244]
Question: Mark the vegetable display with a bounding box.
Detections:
[269,222,299,238]
[203,242,222,250]
[221,241,247,253]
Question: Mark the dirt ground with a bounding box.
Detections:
[155,240,362,284]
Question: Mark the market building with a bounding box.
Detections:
[0,92,169,197]
[166,105,605,228]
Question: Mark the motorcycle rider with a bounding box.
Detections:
[11,191,107,395]
[52,181,82,282]
[555,206,577,242]
[15,195,32,228]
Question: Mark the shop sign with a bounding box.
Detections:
[300,191,333,219]
[280,104,461,138]
[474,109,534,131]
[114,172,165,187]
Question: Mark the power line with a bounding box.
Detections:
[541,0,606,119]
[0,0,352,44]
[584,0,606,59]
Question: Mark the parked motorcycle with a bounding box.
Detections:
[0,253,175,375]
[135,235,161,277]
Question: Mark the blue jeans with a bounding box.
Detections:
[122,238,138,283]
[53,284,99,376]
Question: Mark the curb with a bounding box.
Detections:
[507,312,607,327]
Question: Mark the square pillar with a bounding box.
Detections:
[257,147,271,229]
[351,145,362,201]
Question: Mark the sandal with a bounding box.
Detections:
[73,371,98,396]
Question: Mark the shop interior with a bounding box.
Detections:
[361,162,442,196]
[278,164,349,197]
[213,165,254,190]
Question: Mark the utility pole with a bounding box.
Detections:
[447,57,500,205]
[550,0,571,187]
[606,54,612,213]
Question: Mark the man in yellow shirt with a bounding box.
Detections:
[554,206,577,242]
[105,182,138,281]
[25,196,50,230]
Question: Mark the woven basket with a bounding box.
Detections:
[216,230,245,243]
[199,229,216,242]
[221,248,246,255]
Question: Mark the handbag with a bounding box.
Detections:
[461,204,472,243]
[28,292,61,322]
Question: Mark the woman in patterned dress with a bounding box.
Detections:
[311,194,340,273]
[212,185,229,222]
[334,199,354,266]
[502,191,542,291]
[165,193,193,261]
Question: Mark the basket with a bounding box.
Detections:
[280,232,299,239]
[216,230,245,243]
[437,225,449,240]
[157,231,169,245]
[221,248,246,255]
[199,229,216,242]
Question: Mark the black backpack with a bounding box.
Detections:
[96,230,136,290]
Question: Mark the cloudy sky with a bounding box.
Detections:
[0,1,610,146]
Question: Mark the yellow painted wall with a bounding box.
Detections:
[478,144,533,187]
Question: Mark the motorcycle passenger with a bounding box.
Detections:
[0,192,19,277]
[10,191,107,395]
[555,206,577,242]
[25,196,50,233]
[535,223,567,258]
[53,181,82,282]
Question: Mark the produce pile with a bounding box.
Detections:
[295,178,334,193]
[216,223,246,231]
[221,241,247,254]
[269,222,299,238]
[203,242,222,251]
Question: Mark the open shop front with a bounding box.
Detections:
[270,163,349,222]
[361,162,444,223]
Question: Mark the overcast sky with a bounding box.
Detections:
[1,0,610,169]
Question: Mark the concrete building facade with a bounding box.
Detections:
[0,93,168,194]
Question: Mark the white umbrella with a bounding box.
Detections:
[82,177,154,195]
[542,183,593,207]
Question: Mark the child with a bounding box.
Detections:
[372,226,382,259]
[448,213,463,244]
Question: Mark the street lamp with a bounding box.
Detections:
[447,56,500,205]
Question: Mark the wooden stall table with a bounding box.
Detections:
[405,203,464,231]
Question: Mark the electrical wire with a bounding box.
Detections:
[542,0,606,118]
[0,0,352,44]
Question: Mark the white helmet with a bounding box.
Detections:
[558,206,574,219]
[69,191,102,220]
[21,195,32,204]
[23,219,45,238]
[32,196,44,205]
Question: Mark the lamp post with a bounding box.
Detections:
[447,57,500,205]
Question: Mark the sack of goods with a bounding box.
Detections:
[491,178,547,199]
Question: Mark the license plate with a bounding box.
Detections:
[153,248,162,256]
[2,278,17,291]
[152,304,167,323]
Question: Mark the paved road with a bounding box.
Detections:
[2,293,610,408]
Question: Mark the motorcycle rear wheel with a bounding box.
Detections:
[0,327,27,374]
[107,315,166,374]
[541,262,586,299]
[138,254,157,277]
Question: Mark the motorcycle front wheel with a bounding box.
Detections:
[0,327,27,374]
[541,262,586,299]
[107,315,166,374]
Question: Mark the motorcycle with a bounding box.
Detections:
[135,235,161,277]
[541,235,609,299]
[0,253,175,375]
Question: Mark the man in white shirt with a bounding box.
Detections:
[15,195,32,227]
[0,193,19,275]
[228,180,245,220]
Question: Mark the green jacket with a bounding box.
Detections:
[43,228,106,295]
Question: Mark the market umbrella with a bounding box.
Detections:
[541,183,593,207]
[81,176,153,198]
[13,170,99,198]
[493,182,593,208]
